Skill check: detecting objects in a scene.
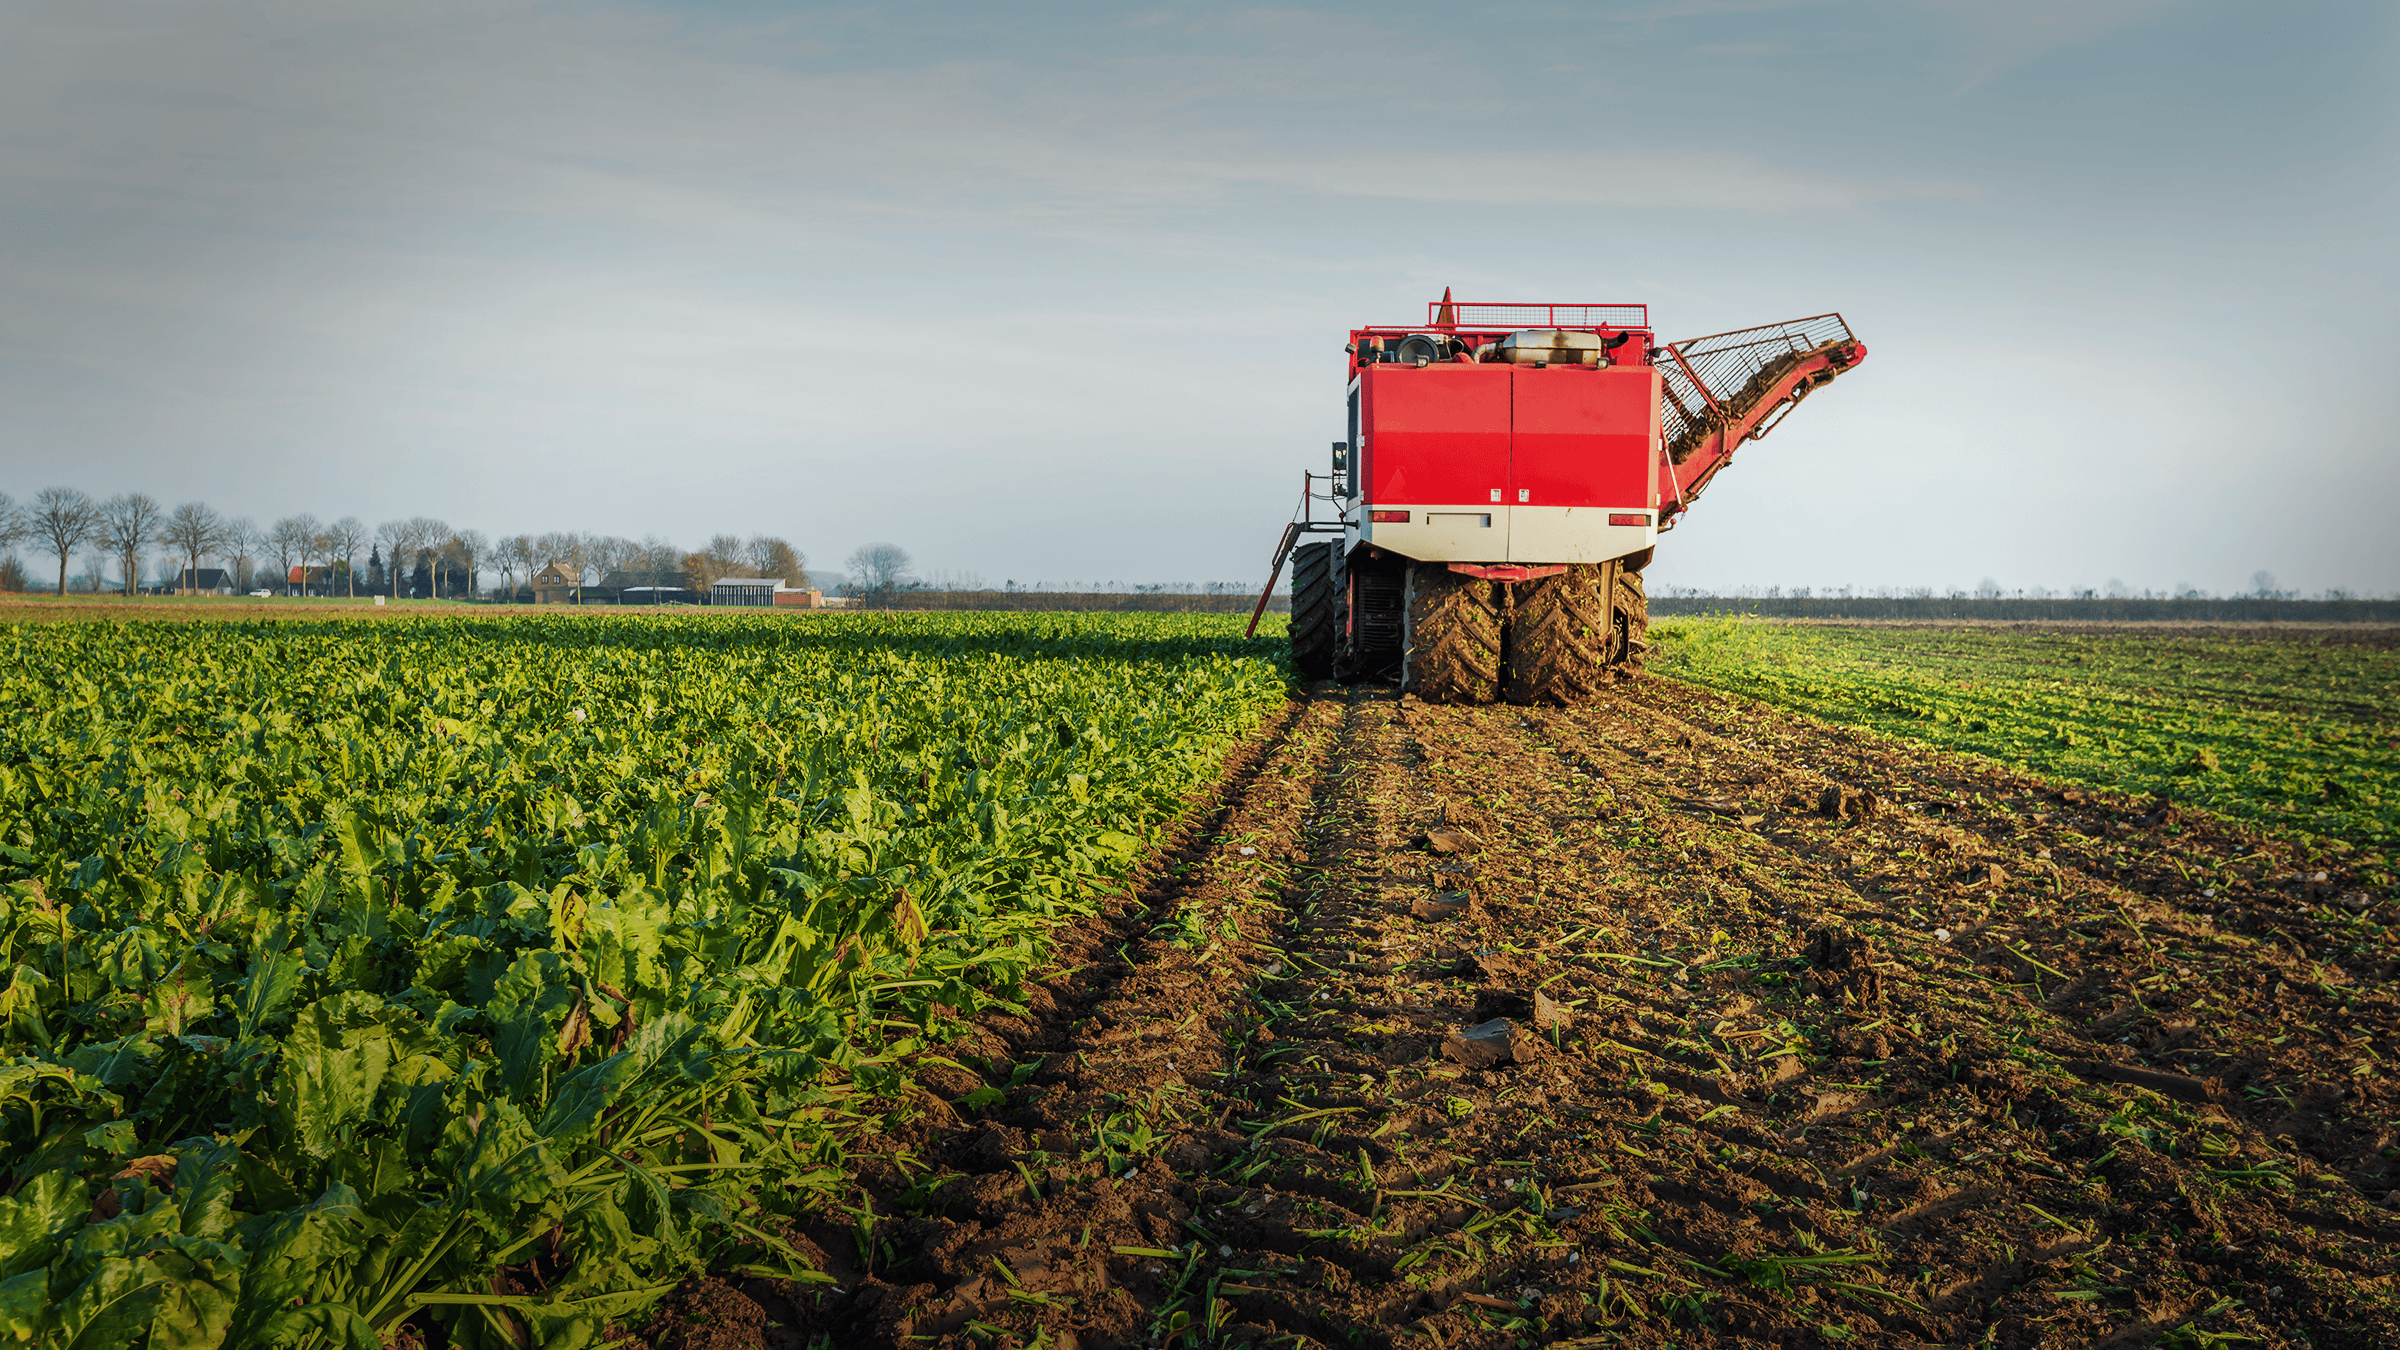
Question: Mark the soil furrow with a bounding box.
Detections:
[667,679,2399,1350]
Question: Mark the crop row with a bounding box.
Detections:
[0,612,1288,1348]
[1650,618,2396,875]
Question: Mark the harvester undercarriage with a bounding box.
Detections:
[1290,543,1651,705]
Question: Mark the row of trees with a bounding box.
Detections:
[0,488,808,601]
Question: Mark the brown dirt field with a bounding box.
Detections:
[655,680,2400,1349]
[0,594,461,622]
[1678,618,2400,647]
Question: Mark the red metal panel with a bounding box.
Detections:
[1361,365,1511,507]
[1448,563,1568,582]
[1508,367,1657,509]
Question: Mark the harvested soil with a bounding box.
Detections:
[1688,619,2400,647]
[665,680,2400,1348]
[0,595,442,622]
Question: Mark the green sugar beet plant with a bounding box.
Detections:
[1651,617,2398,869]
[0,612,1288,1348]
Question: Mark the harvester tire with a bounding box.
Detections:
[1289,542,1337,679]
[1614,567,1650,671]
[1504,563,1615,705]
[1404,564,1500,704]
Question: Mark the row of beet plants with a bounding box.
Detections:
[0,612,1288,1348]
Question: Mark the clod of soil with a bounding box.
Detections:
[1441,1018,1545,1067]
[1820,784,1880,819]
[1422,829,1480,854]
[1471,987,1572,1032]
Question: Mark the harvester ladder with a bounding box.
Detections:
[1244,472,1345,639]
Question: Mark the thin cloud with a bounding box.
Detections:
[1933,0,2183,92]
[1218,148,1974,214]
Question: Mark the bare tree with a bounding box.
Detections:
[27,488,102,597]
[160,502,227,597]
[268,516,316,597]
[300,516,330,597]
[223,517,262,592]
[372,517,447,599]
[493,534,533,602]
[638,536,684,595]
[611,536,681,602]
[375,520,416,599]
[845,542,913,605]
[0,491,20,549]
[687,533,753,593]
[324,516,367,598]
[452,528,489,601]
[99,493,166,596]
[604,533,652,595]
[429,530,475,599]
[401,518,449,598]
[554,531,594,603]
[748,535,807,587]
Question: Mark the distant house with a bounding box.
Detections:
[532,561,579,605]
[286,564,336,595]
[777,587,830,608]
[177,568,236,595]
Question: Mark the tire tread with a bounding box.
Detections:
[1290,543,1337,679]
[1405,566,1500,704]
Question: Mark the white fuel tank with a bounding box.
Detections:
[1493,329,1607,365]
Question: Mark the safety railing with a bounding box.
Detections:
[1427,301,1649,330]
[1659,313,1856,463]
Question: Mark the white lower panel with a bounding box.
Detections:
[1353,505,1656,565]
[1354,506,1507,562]
[1506,505,1654,564]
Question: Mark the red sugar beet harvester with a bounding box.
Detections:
[1246,290,1868,704]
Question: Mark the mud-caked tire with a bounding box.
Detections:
[1504,563,1616,705]
[1404,564,1501,704]
[1614,566,1650,671]
[1289,542,1337,679]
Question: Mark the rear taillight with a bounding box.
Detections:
[1370,510,1409,523]
[1609,512,1650,527]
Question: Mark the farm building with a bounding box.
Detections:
[175,568,237,594]
[531,562,579,605]
[619,586,701,605]
[708,577,795,607]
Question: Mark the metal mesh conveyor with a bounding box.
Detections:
[1659,313,1857,463]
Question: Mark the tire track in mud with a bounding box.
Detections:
[728,681,2398,1350]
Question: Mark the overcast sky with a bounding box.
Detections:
[2,1,2393,594]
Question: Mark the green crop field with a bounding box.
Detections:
[0,612,1286,1349]
[1650,618,2399,875]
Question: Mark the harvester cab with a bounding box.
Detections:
[1246,291,1867,705]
